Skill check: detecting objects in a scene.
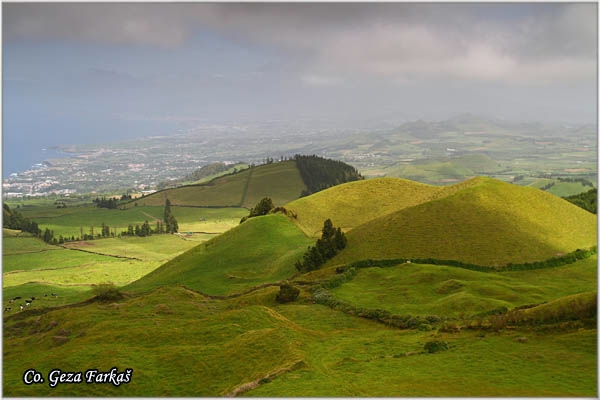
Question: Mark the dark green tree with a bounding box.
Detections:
[276,283,300,303]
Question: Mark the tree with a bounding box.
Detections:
[276,283,300,303]
[164,199,179,233]
[295,219,347,273]
[250,197,274,217]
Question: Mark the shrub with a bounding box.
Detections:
[424,340,449,353]
[438,321,460,333]
[276,283,300,303]
[92,283,123,302]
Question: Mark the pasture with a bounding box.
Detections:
[330,256,597,318]
[330,177,596,267]
[126,214,313,296]
[3,284,596,397]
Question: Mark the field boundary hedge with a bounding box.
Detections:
[345,246,597,273]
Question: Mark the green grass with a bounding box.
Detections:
[171,207,247,233]
[547,182,592,197]
[242,162,306,208]
[386,154,503,184]
[3,234,58,255]
[3,283,93,310]
[126,214,313,296]
[12,203,245,239]
[3,285,595,397]
[330,256,597,318]
[330,177,596,266]
[286,178,441,237]
[62,235,199,262]
[134,161,306,208]
[3,247,124,274]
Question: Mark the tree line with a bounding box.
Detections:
[295,219,347,272]
[563,188,597,214]
[3,198,178,245]
[293,154,363,196]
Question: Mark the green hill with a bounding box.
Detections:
[286,178,442,237]
[329,177,596,267]
[133,161,307,208]
[126,214,313,295]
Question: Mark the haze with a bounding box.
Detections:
[3,3,597,173]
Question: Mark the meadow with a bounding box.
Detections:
[3,284,596,397]
[133,161,306,209]
[330,256,597,318]
[126,214,314,296]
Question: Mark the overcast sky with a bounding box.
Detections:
[3,2,598,157]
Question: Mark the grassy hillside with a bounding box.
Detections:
[242,161,306,208]
[4,284,596,397]
[331,256,597,318]
[126,214,313,296]
[330,177,596,266]
[133,161,306,208]
[286,178,442,237]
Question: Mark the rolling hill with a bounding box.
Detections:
[132,156,362,209]
[286,177,442,237]
[126,214,313,295]
[132,161,306,208]
[326,177,596,267]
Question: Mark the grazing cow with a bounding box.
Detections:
[25,303,30,307]
[19,305,23,311]
[9,299,14,304]
[4,307,11,312]
[13,296,21,300]
[25,299,32,304]
[51,293,58,297]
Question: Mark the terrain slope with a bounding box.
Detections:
[327,177,596,267]
[132,161,306,208]
[126,214,313,295]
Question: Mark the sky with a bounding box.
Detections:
[2,3,598,173]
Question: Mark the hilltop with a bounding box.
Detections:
[287,177,442,237]
[328,177,596,267]
[132,156,362,209]
[126,214,313,295]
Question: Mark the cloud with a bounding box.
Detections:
[4,3,596,86]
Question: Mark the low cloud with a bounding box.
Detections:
[5,3,595,81]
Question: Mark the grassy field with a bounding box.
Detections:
[330,256,597,318]
[62,235,200,262]
[3,284,596,397]
[13,202,245,239]
[386,154,503,184]
[547,181,593,197]
[133,161,306,208]
[330,177,596,267]
[2,231,201,314]
[286,178,441,237]
[242,161,306,208]
[126,214,314,296]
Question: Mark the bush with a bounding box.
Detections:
[424,340,449,353]
[276,283,300,303]
[92,283,123,302]
[438,322,460,333]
